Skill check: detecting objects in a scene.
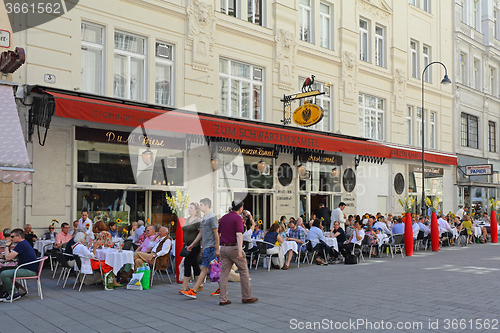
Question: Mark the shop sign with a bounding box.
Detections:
[409,165,444,175]
[0,30,10,48]
[217,143,276,158]
[75,127,185,150]
[465,164,493,176]
[276,190,294,217]
[292,101,323,127]
[300,152,342,166]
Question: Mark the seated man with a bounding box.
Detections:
[0,229,38,302]
[133,227,171,270]
[23,224,37,248]
[437,214,454,245]
[328,221,346,262]
[43,225,57,240]
[391,218,404,235]
[69,220,79,236]
[283,220,306,269]
[108,222,119,238]
[338,221,365,261]
[54,223,72,248]
[305,219,331,265]
[136,226,157,252]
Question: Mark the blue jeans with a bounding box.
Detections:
[1,268,36,294]
[201,247,216,268]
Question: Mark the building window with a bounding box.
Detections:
[423,45,430,82]
[460,52,467,84]
[473,0,479,30]
[320,2,331,49]
[410,0,419,6]
[300,0,312,42]
[81,22,104,95]
[221,0,237,17]
[359,19,369,62]
[155,42,173,106]
[423,0,430,12]
[299,79,331,132]
[375,25,384,67]
[473,59,480,90]
[359,94,384,140]
[114,32,146,101]
[407,106,413,146]
[219,58,263,120]
[494,9,498,39]
[410,40,418,78]
[417,107,424,147]
[490,67,496,96]
[248,0,262,25]
[461,113,479,149]
[460,0,466,23]
[430,111,436,149]
[489,121,496,152]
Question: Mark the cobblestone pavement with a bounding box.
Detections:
[1,243,500,333]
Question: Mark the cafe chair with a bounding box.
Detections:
[296,240,311,267]
[72,255,103,292]
[254,240,281,271]
[361,236,376,258]
[43,243,57,271]
[351,236,366,263]
[150,251,172,286]
[55,252,74,289]
[122,239,134,251]
[306,241,327,266]
[50,247,65,278]
[10,257,48,303]
[243,241,258,269]
[381,234,405,258]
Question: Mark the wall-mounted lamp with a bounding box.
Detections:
[331,167,340,178]
[211,158,220,171]
[297,164,306,177]
[257,160,267,173]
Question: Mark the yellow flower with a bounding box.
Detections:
[146,219,150,223]
[171,221,175,225]
[321,217,324,221]
[258,220,263,224]
[85,223,90,229]
[116,219,121,223]
[274,220,279,224]
[365,214,369,219]
[52,219,57,221]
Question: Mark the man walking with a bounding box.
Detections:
[181,198,220,299]
[218,201,258,305]
[330,202,347,230]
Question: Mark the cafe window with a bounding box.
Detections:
[408,166,444,213]
[218,154,273,189]
[299,160,342,193]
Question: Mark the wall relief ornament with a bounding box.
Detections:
[275,29,297,90]
[393,69,406,114]
[341,51,357,105]
[357,0,392,22]
[187,0,216,70]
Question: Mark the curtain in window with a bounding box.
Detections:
[155,63,171,105]
[81,47,102,94]
[114,54,127,98]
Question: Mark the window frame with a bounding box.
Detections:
[461,113,479,149]
[113,31,147,102]
[358,93,385,141]
[81,22,104,95]
[423,0,430,13]
[375,25,384,67]
[359,18,369,62]
[300,0,312,43]
[430,111,436,149]
[494,8,499,39]
[473,0,480,31]
[219,58,264,121]
[319,2,331,49]
[410,40,418,79]
[473,58,480,90]
[407,106,413,146]
[489,121,497,153]
[460,52,467,84]
[490,66,496,97]
[417,107,424,147]
[154,41,174,106]
[248,0,263,25]
[423,45,430,83]
[221,0,238,17]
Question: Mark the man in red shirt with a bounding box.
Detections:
[54,223,72,248]
[218,201,257,306]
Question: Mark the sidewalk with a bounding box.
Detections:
[1,243,500,332]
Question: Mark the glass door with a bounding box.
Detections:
[234,192,272,230]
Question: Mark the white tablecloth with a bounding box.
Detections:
[325,238,338,252]
[473,227,482,237]
[34,240,54,256]
[95,248,134,274]
[281,241,298,254]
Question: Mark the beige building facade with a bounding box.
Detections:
[0,0,456,233]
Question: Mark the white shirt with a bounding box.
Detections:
[412,223,420,239]
[455,209,465,219]
[152,237,172,257]
[78,217,93,234]
[437,218,453,235]
[350,229,365,245]
[374,221,392,235]
[330,207,346,230]
[418,222,430,237]
[243,230,253,249]
[72,243,95,274]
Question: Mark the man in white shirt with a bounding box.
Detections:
[411,218,420,240]
[456,206,468,220]
[330,202,346,230]
[417,217,430,237]
[133,226,171,270]
[374,218,392,235]
[77,209,92,233]
[338,221,364,260]
[438,214,454,245]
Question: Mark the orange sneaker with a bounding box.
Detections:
[181,289,197,299]
[211,288,220,296]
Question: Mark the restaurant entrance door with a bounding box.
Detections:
[234,192,272,230]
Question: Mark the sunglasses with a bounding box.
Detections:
[49,228,54,230]
[10,235,18,238]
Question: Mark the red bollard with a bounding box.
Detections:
[175,217,185,283]
[431,212,439,251]
[491,211,498,243]
[404,213,413,256]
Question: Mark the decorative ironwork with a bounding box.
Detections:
[280,90,325,125]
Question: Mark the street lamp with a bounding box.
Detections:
[421,62,450,253]
[421,62,451,217]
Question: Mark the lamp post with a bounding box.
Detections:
[421,62,451,251]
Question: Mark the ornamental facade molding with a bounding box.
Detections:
[275,28,297,90]
[357,0,392,22]
[187,0,216,70]
[393,68,406,114]
[341,51,357,105]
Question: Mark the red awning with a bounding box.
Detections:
[44,91,456,165]
[382,143,457,166]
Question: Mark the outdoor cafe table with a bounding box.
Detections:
[325,238,338,252]
[95,248,134,274]
[34,240,54,257]
[281,240,298,254]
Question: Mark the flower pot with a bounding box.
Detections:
[404,213,413,256]
[431,212,439,251]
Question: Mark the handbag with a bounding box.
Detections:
[179,245,191,257]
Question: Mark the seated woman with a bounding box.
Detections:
[71,232,122,287]
[263,224,284,269]
[251,224,263,240]
[461,215,474,244]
